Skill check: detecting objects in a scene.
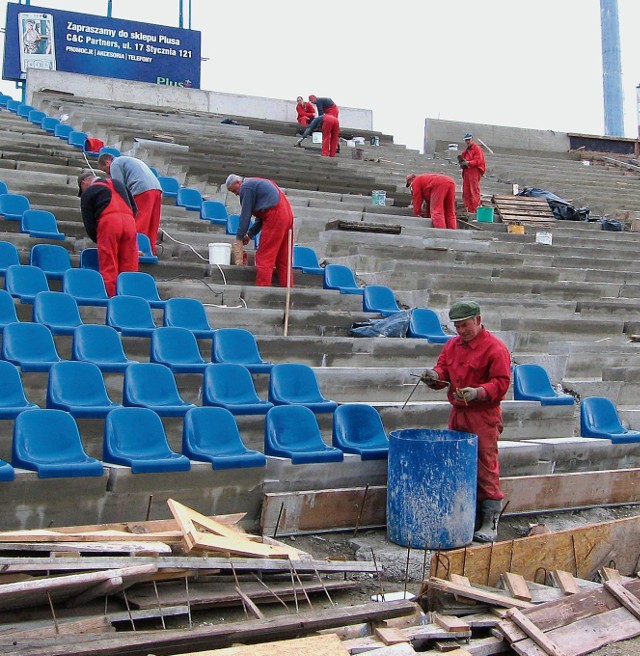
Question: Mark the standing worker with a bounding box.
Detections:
[77,169,139,297]
[406,173,458,230]
[97,153,163,255]
[308,94,339,118]
[458,133,486,214]
[225,174,294,288]
[420,300,511,543]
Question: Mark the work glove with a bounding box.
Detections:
[420,368,439,385]
[242,235,250,246]
[232,239,245,266]
[459,159,469,168]
[456,387,480,402]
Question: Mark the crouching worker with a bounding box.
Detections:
[420,300,512,542]
[78,169,139,297]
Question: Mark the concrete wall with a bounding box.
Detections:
[424,117,571,155]
[25,69,374,130]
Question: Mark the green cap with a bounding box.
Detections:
[449,300,480,322]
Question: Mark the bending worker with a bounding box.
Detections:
[420,300,512,542]
[406,173,458,230]
[308,94,339,118]
[78,169,139,297]
[458,133,486,214]
[225,174,294,288]
[296,114,340,157]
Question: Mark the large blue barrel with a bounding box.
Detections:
[387,428,477,549]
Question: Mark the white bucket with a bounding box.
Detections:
[371,190,386,206]
[535,231,553,245]
[312,132,322,144]
[208,242,231,265]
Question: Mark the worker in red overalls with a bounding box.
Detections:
[406,173,458,229]
[78,169,139,296]
[420,300,512,543]
[308,95,339,118]
[225,174,294,288]
[295,96,316,126]
[458,133,486,213]
[321,114,340,157]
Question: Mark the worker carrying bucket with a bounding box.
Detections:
[417,299,512,543]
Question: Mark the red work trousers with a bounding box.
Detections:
[448,405,504,502]
[462,168,483,213]
[428,179,457,229]
[321,115,340,157]
[134,189,162,255]
[324,104,339,118]
[253,191,294,287]
[97,212,139,297]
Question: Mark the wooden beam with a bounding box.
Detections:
[503,608,568,656]
[501,573,532,602]
[604,581,640,620]
[552,570,579,596]
[426,578,533,610]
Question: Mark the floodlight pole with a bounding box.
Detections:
[107,1,112,18]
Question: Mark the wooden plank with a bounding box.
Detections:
[433,613,471,632]
[433,641,463,652]
[0,530,182,544]
[600,567,623,582]
[0,615,111,639]
[449,573,477,605]
[0,541,173,554]
[504,608,568,656]
[501,573,532,602]
[551,571,578,596]
[426,578,533,610]
[325,219,402,235]
[375,627,409,645]
[604,580,640,620]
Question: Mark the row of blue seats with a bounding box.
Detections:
[0,192,65,240]
[0,400,390,481]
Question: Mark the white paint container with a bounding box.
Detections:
[312,132,322,144]
[208,242,231,265]
[535,231,553,245]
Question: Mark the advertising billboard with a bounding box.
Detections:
[3,2,201,88]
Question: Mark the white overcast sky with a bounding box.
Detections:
[1,0,639,152]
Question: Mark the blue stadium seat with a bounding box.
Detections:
[0,288,20,331]
[362,285,403,317]
[79,248,99,271]
[5,264,49,303]
[2,322,62,371]
[580,396,640,443]
[0,241,21,275]
[54,124,74,139]
[157,176,180,199]
[200,200,229,225]
[21,210,65,240]
[27,110,46,125]
[72,324,138,373]
[29,243,72,279]
[513,364,575,406]
[332,404,389,460]
[103,407,191,473]
[67,130,89,149]
[323,264,363,295]
[12,409,104,478]
[41,117,60,132]
[16,103,35,118]
[292,245,324,275]
[6,99,21,112]
[62,268,109,307]
[176,187,203,211]
[0,361,39,418]
[98,146,121,158]
[32,291,84,335]
[0,194,31,221]
[0,181,8,196]
[0,460,14,481]
[265,405,344,464]
[183,407,266,469]
[150,326,208,373]
[123,363,196,416]
[0,94,13,108]
[46,361,121,418]
[407,308,453,343]
[163,297,215,339]
[106,295,157,337]
[137,233,158,264]
[211,328,273,374]
[203,363,273,415]
[116,271,166,309]
[268,363,338,413]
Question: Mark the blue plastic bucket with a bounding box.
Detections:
[387,428,477,549]
[371,190,386,206]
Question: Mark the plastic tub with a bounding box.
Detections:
[208,242,231,265]
[476,207,494,223]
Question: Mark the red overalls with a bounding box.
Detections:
[95,179,139,296]
[321,114,340,157]
[133,188,162,255]
[410,174,458,229]
[252,189,294,287]
[296,102,316,126]
[461,142,486,213]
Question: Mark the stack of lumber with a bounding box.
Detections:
[491,194,557,227]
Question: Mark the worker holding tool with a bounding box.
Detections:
[458,133,486,214]
[406,173,458,230]
[225,174,294,288]
[420,300,511,543]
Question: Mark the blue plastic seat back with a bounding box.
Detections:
[13,409,103,478]
[106,295,157,335]
[212,328,271,369]
[41,117,60,132]
[176,187,203,211]
[5,264,49,303]
[201,200,229,224]
[67,131,88,149]
[46,361,119,416]
[163,297,214,335]
[203,363,273,409]
[27,110,47,125]
[512,364,571,404]
[268,363,334,406]
[332,404,389,458]
[54,124,74,139]
[226,214,240,235]
[0,241,20,274]
[407,308,452,342]
[21,210,65,240]
[72,324,136,371]
[293,246,324,274]
[29,243,72,279]
[581,396,627,437]
[363,285,402,316]
[0,360,38,417]
[157,176,180,198]
[0,288,19,330]
[123,362,192,409]
[0,194,31,220]
[151,326,207,369]
[182,406,266,469]
[79,248,99,271]
[2,322,61,371]
[16,103,34,118]
[265,405,343,463]
[116,271,165,307]
[98,147,121,158]
[103,407,191,473]
[0,94,13,108]
[62,268,109,306]
[6,99,21,112]
[137,233,158,264]
[0,181,8,196]
[32,291,83,335]
[323,264,362,294]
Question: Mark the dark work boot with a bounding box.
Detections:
[473,499,503,543]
